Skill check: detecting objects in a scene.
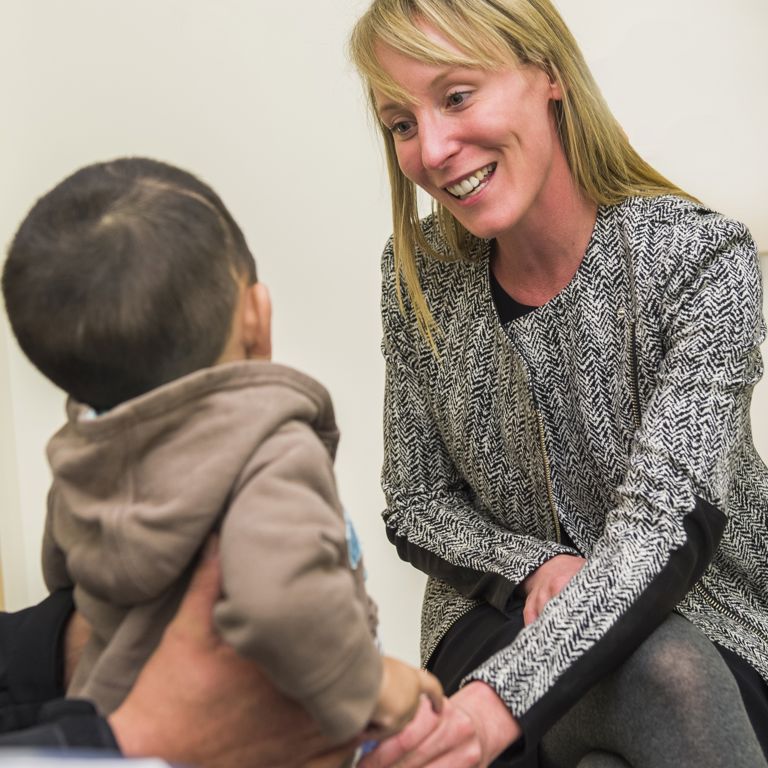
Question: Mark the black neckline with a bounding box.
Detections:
[489,266,538,324]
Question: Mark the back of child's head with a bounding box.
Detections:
[2,157,257,411]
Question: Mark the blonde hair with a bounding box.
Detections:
[349,0,693,345]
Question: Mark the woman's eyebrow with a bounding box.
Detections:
[376,101,402,118]
[375,68,469,118]
[429,68,465,88]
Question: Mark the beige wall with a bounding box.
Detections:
[0,302,20,611]
[753,261,768,462]
[558,0,768,249]
[1,1,766,663]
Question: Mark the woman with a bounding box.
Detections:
[349,1,768,766]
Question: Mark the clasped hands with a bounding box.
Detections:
[358,554,586,767]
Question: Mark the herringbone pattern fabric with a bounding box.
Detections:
[381,195,768,718]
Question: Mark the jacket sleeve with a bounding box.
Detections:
[381,241,579,612]
[213,420,382,746]
[0,590,73,734]
[465,216,764,744]
[0,593,119,751]
[0,699,119,751]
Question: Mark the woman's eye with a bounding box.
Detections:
[390,120,415,138]
[446,91,470,108]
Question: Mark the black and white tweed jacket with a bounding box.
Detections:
[380,195,768,737]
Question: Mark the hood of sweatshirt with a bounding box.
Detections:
[43,360,339,605]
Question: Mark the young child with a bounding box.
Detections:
[2,157,442,751]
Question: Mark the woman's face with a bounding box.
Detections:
[373,26,567,241]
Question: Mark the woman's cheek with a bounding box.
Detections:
[395,145,422,182]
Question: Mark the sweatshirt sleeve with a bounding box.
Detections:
[213,420,382,745]
[465,216,764,745]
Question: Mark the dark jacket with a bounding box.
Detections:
[0,589,118,750]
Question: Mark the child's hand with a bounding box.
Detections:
[366,656,443,739]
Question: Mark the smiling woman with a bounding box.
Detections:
[349,1,768,767]
[373,49,572,245]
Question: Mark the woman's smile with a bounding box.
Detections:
[444,162,496,200]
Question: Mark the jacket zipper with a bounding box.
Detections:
[503,326,562,546]
[694,581,768,645]
[421,603,478,670]
[621,226,642,432]
[535,407,561,544]
[628,318,642,430]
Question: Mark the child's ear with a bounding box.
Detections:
[242,282,272,360]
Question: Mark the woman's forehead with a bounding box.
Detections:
[380,17,509,67]
[366,23,516,105]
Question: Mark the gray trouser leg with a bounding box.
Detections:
[539,613,767,768]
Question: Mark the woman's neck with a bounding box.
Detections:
[492,164,598,307]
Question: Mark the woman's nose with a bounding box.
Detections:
[419,116,459,170]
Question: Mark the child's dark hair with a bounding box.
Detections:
[2,157,257,410]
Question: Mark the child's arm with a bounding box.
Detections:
[213,420,382,745]
[366,656,444,738]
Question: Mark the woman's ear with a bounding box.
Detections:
[543,62,563,101]
[242,282,272,360]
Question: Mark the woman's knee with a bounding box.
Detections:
[617,613,738,709]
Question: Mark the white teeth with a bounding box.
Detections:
[446,164,495,199]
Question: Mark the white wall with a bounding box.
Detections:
[557,0,768,250]
[0,1,766,663]
[756,269,768,461]
[0,295,23,610]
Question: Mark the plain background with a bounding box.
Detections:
[1,0,766,665]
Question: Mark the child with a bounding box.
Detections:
[2,157,442,751]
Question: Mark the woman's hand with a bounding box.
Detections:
[359,681,521,768]
[521,554,586,625]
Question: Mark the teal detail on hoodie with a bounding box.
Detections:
[344,509,363,572]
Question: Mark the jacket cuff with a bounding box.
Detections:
[0,698,119,751]
[1,589,75,707]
